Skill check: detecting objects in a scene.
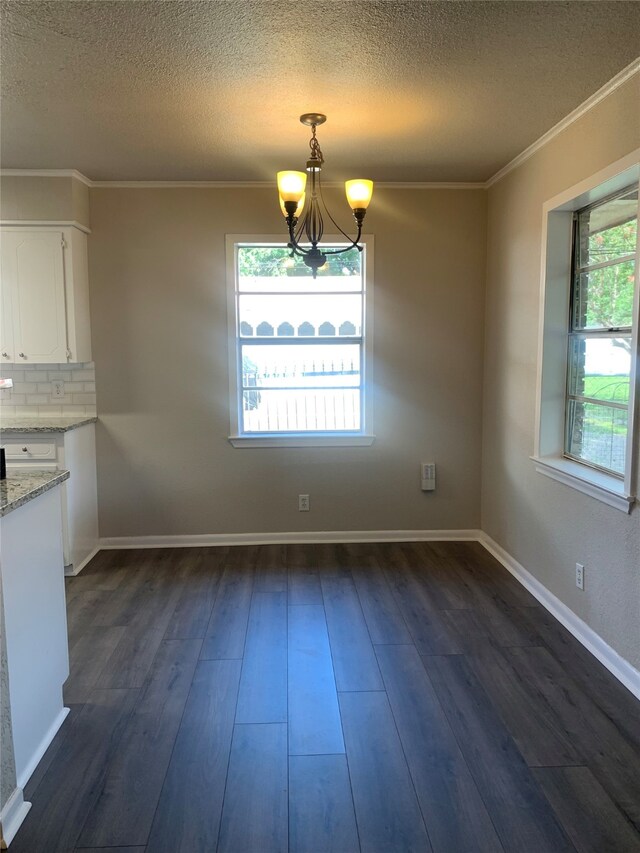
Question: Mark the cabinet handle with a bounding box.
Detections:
[18,352,26,359]
[1,352,8,358]
[22,447,28,452]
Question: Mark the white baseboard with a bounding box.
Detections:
[0,787,31,847]
[97,527,639,701]
[16,707,70,791]
[64,545,100,577]
[99,528,482,549]
[479,533,640,702]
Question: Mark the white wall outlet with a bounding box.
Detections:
[575,562,585,590]
[298,494,310,512]
[52,380,65,399]
[421,462,436,491]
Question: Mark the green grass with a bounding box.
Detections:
[571,376,629,442]
[583,374,629,404]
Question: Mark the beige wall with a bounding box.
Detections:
[482,74,640,669]
[88,185,486,537]
[0,175,90,227]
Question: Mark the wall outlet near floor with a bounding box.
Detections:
[52,380,65,399]
[575,562,585,590]
[298,494,310,512]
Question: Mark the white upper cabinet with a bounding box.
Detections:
[0,226,92,364]
[2,230,67,362]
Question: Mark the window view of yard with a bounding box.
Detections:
[566,189,637,475]
[236,246,365,434]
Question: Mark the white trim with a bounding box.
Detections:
[487,59,640,188]
[531,456,634,513]
[479,533,640,702]
[229,434,375,448]
[375,182,484,190]
[88,180,485,190]
[0,787,31,847]
[226,235,240,438]
[15,706,69,790]
[99,529,482,549]
[534,155,640,504]
[0,168,92,187]
[91,180,278,189]
[225,234,374,442]
[64,544,100,577]
[540,150,640,215]
[1,171,484,189]
[0,219,91,234]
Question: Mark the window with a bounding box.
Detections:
[226,236,374,447]
[565,188,638,476]
[534,155,639,512]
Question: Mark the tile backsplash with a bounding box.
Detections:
[0,362,96,418]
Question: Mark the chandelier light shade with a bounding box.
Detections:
[277,171,306,202]
[277,113,374,277]
[345,179,374,210]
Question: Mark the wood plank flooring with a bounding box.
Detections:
[13,542,640,853]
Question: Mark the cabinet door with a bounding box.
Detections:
[0,264,14,362]
[1,230,68,363]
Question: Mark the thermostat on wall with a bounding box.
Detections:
[421,462,436,491]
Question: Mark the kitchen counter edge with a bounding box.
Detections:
[0,469,70,517]
[0,416,97,434]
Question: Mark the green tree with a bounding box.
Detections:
[581,215,636,353]
[238,246,360,278]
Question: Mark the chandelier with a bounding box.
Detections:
[277,113,374,277]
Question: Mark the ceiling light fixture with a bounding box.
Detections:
[277,113,373,277]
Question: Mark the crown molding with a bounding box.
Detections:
[0,168,93,186]
[486,56,640,188]
[88,179,485,189]
[0,172,484,189]
[0,219,91,233]
[374,182,484,190]
[89,180,273,188]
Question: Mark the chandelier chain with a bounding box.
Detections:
[309,124,324,164]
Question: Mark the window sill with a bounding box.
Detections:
[531,455,635,514]
[229,434,375,448]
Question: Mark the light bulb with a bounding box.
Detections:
[279,192,305,219]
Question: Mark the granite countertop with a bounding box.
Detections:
[0,469,70,517]
[0,416,97,434]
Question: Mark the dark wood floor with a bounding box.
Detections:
[13,541,640,853]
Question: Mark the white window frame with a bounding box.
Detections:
[533,151,640,512]
[226,234,375,448]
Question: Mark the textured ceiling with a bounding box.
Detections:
[1,1,639,182]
